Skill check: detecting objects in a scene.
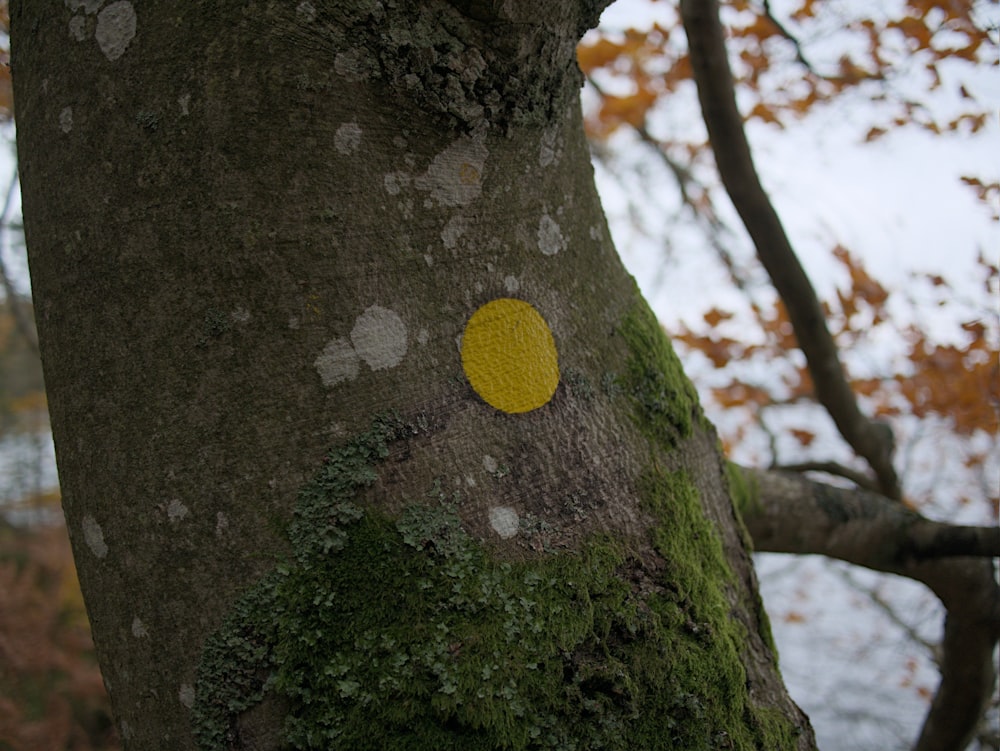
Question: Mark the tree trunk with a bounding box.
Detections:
[12,1,815,748]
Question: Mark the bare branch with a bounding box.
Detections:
[834,565,939,657]
[736,465,1000,751]
[680,0,900,499]
[631,122,757,294]
[586,74,756,295]
[774,460,884,493]
[759,0,817,72]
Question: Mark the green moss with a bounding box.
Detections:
[192,414,409,748]
[193,413,797,750]
[724,462,760,519]
[747,705,803,748]
[617,301,702,447]
[638,467,750,747]
[721,462,780,664]
[614,298,796,746]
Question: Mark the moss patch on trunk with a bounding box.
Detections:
[194,407,798,750]
[615,298,703,448]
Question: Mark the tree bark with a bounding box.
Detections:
[12,1,814,748]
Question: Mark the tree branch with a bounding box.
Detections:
[735,465,1000,751]
[759,0,817,72]
[773,460,882,493]
[680,0,900,499]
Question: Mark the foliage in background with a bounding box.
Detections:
[677,250,998,510]
[0,495,119,751]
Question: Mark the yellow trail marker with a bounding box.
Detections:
[461,298,560,413]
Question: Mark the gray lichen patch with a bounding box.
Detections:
[414,135,489,207]
[81,515,109,558]
[95,1,137,61]
[350,306,408,370]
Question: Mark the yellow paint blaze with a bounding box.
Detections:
[461,298,560,413]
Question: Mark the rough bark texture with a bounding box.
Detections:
[13,1,814,748]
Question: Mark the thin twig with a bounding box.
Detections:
[775,461,881,493]
[834,563,939,658]
[760,0,817,72]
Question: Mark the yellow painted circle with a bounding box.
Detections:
[461,298,559,413]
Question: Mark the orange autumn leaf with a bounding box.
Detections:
[703,307,734,328]
[577,37,627,74]
[790,429,816,447]
[599,88,659,129]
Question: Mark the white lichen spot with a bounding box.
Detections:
[120,720,133,740]
[131,617,148,638]
[538,213,566,256]
[314,337,360,387]
[423,253,434,267]
[417,328,429,345]
[334,121,362,155]
[539,127,559,167]
[215,511,229,538]
[288,314,301,330]
[351,306,407,370]
[167,498,189,523]
[465,475,477,487]
[296,0,317,22]
[178,92,191,116]
[59,107,74,134]
[68,16,87,41]
[81,515,108,558]
[384,171,410,196]
[589,225,601,240]
[414,136,489,207]
[179,683,196,709]
[482,454,498,474]
[504,275,520,293]
[489,506,519,539]
[230,306,251,323]
[441,215,469,249]
[95,1,137,62]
